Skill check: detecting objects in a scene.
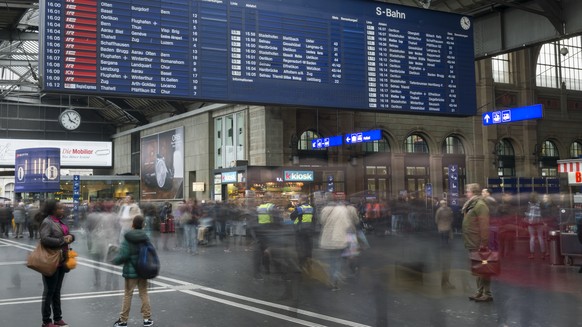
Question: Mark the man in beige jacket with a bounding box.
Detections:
[319,197,358,291]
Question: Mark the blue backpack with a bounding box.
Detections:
[135,241,160,279]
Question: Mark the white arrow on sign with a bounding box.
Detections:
[484,114,490,123]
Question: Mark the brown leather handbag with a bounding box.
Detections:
[26,242,62,277]
[469,250,501,276]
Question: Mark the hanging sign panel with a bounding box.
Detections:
[482,104,543,126]
[40,0,476,116]
[14,148,61,193]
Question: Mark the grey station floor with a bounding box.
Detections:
[1,227,582,327]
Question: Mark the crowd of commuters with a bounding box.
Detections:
[1,184,574,326]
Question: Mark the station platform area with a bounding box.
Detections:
[1,229,581,327]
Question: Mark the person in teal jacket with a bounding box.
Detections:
[462,183,492,303]
[111,215,154,327]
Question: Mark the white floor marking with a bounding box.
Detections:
[0,238,372,327]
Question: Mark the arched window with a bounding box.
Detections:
[297,130,324,151]
[404,134,429,198]
[540,140,559,177]
[570,141,582,158]
[404,134,428,153]
[495,139,515,177]
[496,139,514,156]
[364,137,390,153]
[442,136,465,155]
[541,140,559,157]
[536,35,582,90]
[364,137,391,201]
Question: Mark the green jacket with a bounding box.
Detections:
[462,196,490,251]
[111,229,149,279]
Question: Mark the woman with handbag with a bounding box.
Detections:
[39,200,75,327]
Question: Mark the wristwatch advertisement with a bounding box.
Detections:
[140,127,184,200]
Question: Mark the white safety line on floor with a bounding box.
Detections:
[0,238,371,327]
[0,261,27,266]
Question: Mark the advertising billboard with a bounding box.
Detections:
[14,148,61,193]
[140,127,184,200]
[0,138,112,167]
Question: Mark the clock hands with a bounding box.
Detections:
[68,112,79,123]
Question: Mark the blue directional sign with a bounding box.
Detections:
[73,174,80,221]
[448,164,459,207]
[482,104,543,126]
[311,135,343,149]
[345,130,382,145]
[425,183,432,197]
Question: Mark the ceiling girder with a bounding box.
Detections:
[0,30,38,41]
[488,0,564,35]
[104,97,150,126]
[166,101,188,114]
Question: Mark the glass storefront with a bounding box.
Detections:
[214,166,345,207]
[16,175,140,204]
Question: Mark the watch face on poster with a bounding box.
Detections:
[59,109,82,130]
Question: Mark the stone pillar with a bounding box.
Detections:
[248,106,284,166]
[391,153,405,194]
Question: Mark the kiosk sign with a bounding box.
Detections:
[284,171,314,182]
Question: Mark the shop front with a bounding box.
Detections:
[213,166,345,208]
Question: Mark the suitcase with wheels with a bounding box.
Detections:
[167,218,175,233]
[160,222,167,233]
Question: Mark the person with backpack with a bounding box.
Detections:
[111,215,155,327]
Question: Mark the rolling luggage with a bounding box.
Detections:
[160,222,167,233]
[167,218,175,233]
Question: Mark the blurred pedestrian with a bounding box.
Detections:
[481,188,498,217]
[525,192,546,259]
[289,196,315,270]
[13,202,26,238]
[142,202,157,240]
[462,183,492,302]
[86,200,119,289]
[27,201,41,239]
[39,199,75,327]
[319,196,358,291]
[117,195,142,243]
[252,194,278,279]
[0,202,13,237]
[435,199,455,289]
[182,201,200,254]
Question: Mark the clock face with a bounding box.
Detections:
[59,109,81,130]
[460,16,471,30]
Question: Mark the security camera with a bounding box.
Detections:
[418,0,431,9]
[560,47,569,56]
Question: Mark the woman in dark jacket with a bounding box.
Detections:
[39,200,75,327]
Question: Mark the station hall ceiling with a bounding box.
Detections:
[0,0,563,128]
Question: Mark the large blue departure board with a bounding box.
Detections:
[40,0,477,115]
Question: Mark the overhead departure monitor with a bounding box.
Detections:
[40,0,476,116]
